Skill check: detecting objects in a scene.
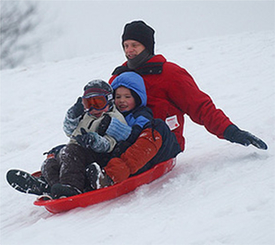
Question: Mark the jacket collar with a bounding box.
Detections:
[112,54,166,76]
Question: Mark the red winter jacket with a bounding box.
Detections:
[109,54,233,151]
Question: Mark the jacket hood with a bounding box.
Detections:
[111,71,147,107]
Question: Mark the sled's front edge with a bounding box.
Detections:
[34,158,176,213]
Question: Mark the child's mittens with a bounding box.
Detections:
[63,97,84,136]
[67,97,84,119]
[75,128,110,153]
[105,117,132,142]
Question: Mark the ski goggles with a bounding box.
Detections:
[82,94,109,111]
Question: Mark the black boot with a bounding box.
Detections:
[50,183,82,199]
[6,169,51,195]
[86,162,113,190]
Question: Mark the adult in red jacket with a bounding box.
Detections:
[109,20,267,152]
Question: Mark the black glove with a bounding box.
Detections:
[224,125,268,150]
[75,128,95,149]
[75,128,110,152]
[43,144,66,157]
[67,97,84,119]
[97,114,112,136]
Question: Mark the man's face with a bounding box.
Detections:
[123,40,146,60]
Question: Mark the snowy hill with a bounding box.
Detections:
[0,31,274,245]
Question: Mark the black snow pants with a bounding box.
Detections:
[41,143,108,192]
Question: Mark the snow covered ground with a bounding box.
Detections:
[0,31,274,245]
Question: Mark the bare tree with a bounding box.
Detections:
[0,1,39,69]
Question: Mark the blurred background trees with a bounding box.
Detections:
[0,1,40,70]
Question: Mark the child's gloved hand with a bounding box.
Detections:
[63,98,85,136]
[43,144,66,158]
[97,114,112,136]
[75,128,110,153]
[75,128,95,148]
[67,97,84,119]
[97,115,132,141]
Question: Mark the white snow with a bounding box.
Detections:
[0,31,274,245]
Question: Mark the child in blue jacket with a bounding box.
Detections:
[86,72,181,187]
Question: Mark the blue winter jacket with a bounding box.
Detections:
[111,72,181,174]
[111,71,153,144]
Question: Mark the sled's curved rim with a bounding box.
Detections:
[34,158,176,213]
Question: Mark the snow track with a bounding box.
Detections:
[1,31,274,245]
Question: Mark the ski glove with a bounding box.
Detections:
[223,124,268,150]
[75,128,110,153]
[67,97,84,119]
[63,97,84,136]
[106,118,132,142]
[97,115,132,142]
[97,114,112,136]
[43,144,66,158]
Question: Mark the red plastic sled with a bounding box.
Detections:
[34,158,176,213]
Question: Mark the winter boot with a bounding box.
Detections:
[105,128,162,183]
[6,169,51,195]
[86,162,114,190]
[50,183,82,199]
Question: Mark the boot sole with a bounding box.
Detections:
[6,169,50,195]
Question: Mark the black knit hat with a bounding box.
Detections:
[122,20,155,55]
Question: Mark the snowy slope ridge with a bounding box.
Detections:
[1,31,274,245]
